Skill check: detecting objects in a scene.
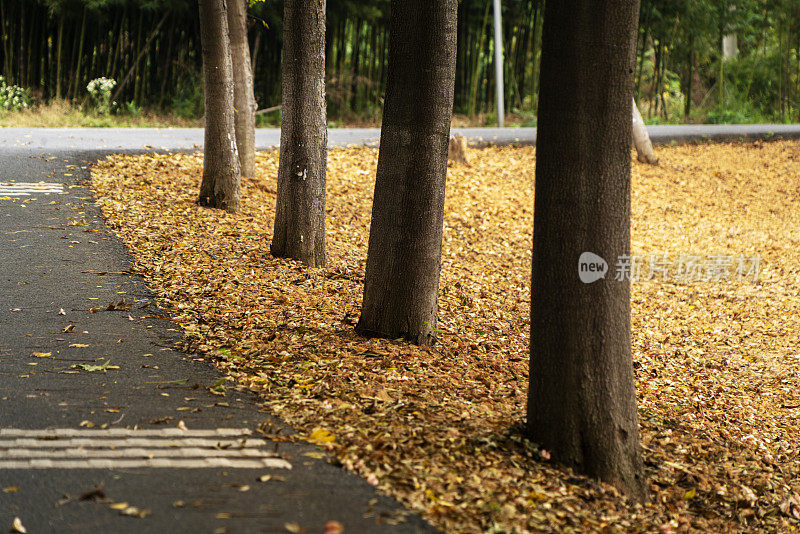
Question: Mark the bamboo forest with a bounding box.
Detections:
[0,0,799,124]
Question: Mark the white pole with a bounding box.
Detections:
[492,0,504,127]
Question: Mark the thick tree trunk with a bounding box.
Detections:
[526,0,647,502]
[270,0,327,267]
[355,0,458,346]
[197,0,241,213]
[632,98,658,165]
[227,0,256,178]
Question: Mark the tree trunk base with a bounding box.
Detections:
[448,135,470,166]
[354,321,437,346]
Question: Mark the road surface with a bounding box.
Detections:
[0,123,799,152]
[0,147,435,533]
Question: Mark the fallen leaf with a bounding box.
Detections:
[284,522,303,533]
[324,520,344,534]
[72,361,118,372]
[2,486,19,493]
[308,428,336,445]
[30,352,52,358]
[258,474,285,483]
[79,484,106,501]
[780,493,800,519]
[119,506,150,518]
[10,517,26,533]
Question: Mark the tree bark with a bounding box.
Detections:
[227,0,256,178]
[355,0,458,346]
[526,0,647,502]
[197,0,241,213]
[632,98,658,165]
[270,0,327,267]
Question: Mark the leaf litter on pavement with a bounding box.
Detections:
[91,141,800,532]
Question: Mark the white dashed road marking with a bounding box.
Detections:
[0,182,64,197]
[0,428,292,470]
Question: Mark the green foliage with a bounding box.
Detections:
[0,76,32,111]
[3,0,800,124]
[86,77,116,115]
[170,74,204,119]
[636,0,800,123]
[123,101,143,116]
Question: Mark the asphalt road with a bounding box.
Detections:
[1,123,800,152]
[0,148,435,533]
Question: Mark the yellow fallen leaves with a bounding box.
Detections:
[91,142,800,533]
[308,428,336,446]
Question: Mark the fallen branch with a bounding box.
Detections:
[255,105,282,115]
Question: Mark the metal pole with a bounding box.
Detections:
[492,0,504,127]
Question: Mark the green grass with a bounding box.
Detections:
[0,100,201,128]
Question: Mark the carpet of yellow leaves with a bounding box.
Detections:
[91,141,800,532]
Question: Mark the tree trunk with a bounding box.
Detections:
[355,0,458,345]
[197,0,241,213]
[632,98,657,165]
[72,8,87,100]
[526,0,647,502]
[271,0,327,266]
[227,0,256,178]
[55,13,64,100]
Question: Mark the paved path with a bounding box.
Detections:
[0,149,434,533]
[1,123,800,152]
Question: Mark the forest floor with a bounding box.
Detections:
[90,141,800,533]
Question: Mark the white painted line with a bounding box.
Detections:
[2,447,280,459]
[0,428,253,437]
[0,438,268,448]
[0,182,64,188]
[0,458,292,469]
[0,192,53,196]
[0,187,62,191]
[0,182,64,197]
[0,428,292,470]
